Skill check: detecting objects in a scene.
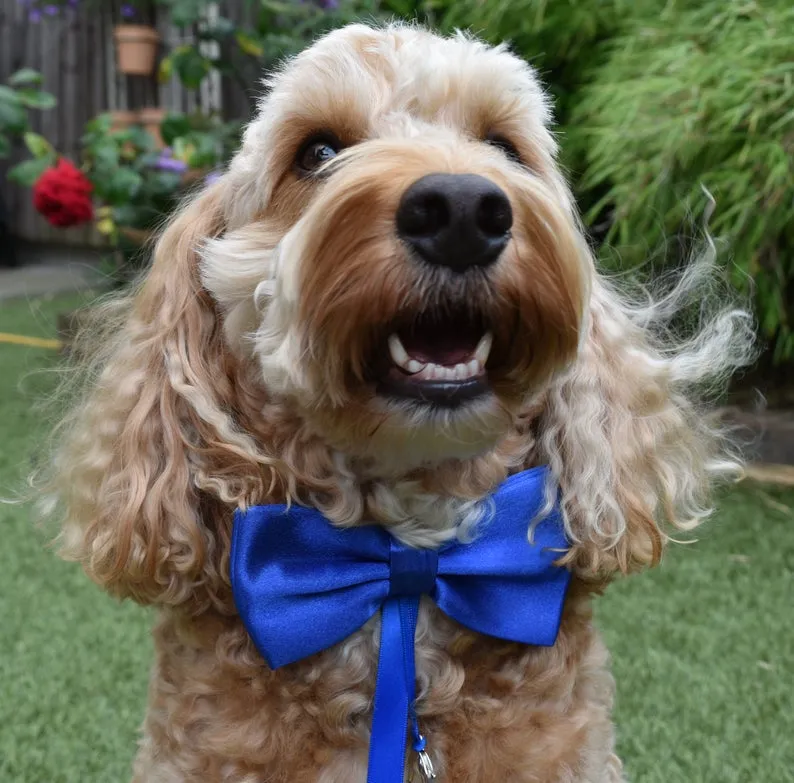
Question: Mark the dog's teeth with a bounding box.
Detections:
[474,332,493,365]
[388,334,410,368]
[413,364,432,381]
[406,357,484,383]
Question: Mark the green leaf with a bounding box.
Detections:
[164,0,208,27]
[90,139,121,170]
[172,46,211,89]
[147,170,183,193]
[158,56,174,84]
[0,85,27,134]
[7,157,51,187]
[15,89,57,110]
[7,68,43,87]
[112,204,143,227]
[106,168,144,204]
[235,31,264,58]
[160,113,193,146]
[23,131,55,160]
[171,136,195,163]
[179,131,218,168]
[0,133,10,158]
[84,113,114,138]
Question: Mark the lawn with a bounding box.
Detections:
[1,294,792,783]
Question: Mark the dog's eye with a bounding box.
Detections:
[485,134,522,165]
[296,133,341,175]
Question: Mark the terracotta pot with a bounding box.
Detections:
[109,110,137,133]
[138,107,167,149]
[114,24,160,76]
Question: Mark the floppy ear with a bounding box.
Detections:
[538,271,754,578]
[50,181,275,608]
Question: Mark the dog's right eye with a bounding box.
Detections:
[485,133,523,166]
[296,134,341,175]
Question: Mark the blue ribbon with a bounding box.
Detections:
[231,466,570,782]
[368,596,419,781]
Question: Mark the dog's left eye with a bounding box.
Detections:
[296,134,341,175]
[485,134,522,165]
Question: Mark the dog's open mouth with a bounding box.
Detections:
[376,309,492,406]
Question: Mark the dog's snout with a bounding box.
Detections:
[396,173,512,272]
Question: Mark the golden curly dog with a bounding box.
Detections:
[42,23,753,783]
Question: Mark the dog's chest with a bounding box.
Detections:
[144,591,612,782]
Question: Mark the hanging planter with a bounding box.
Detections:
[114,24,160,76]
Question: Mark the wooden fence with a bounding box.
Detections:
[0,0,255,245]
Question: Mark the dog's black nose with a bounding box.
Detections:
[396,173,513,271]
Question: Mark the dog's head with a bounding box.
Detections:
[201,24,589,467]
[48,24,752,606]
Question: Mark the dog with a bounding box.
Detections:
[44,23,754,783]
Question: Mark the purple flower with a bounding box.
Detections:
[152,148,188,173]
[43,4,59,15]
[121,3,136,19]
[317,0,339,8]
[28,9,42,22]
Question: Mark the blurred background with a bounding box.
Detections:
[0,1,792,781]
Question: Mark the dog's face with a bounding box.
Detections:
[202,25,591,468]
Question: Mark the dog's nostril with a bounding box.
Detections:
[398,193,449,238]
[477,193,513,238]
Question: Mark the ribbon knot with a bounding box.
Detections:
[389,541,438,597]
[231,466,571,783]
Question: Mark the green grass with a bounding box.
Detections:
[1,294,792,782]
[0,294,152,783]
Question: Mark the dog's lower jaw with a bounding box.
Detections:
[130,584,624,783]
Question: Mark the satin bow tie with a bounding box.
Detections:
[231,466,571,783]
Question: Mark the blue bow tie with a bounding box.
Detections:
[231,466,570,783]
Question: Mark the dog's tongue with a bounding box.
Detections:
[401,330,479,366]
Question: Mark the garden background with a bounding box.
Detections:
[1,1,793,781]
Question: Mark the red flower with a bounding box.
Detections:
[33,158,94,228]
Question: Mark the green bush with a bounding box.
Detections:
[568,1,794,357]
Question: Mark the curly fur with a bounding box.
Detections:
[39,23,754,782]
